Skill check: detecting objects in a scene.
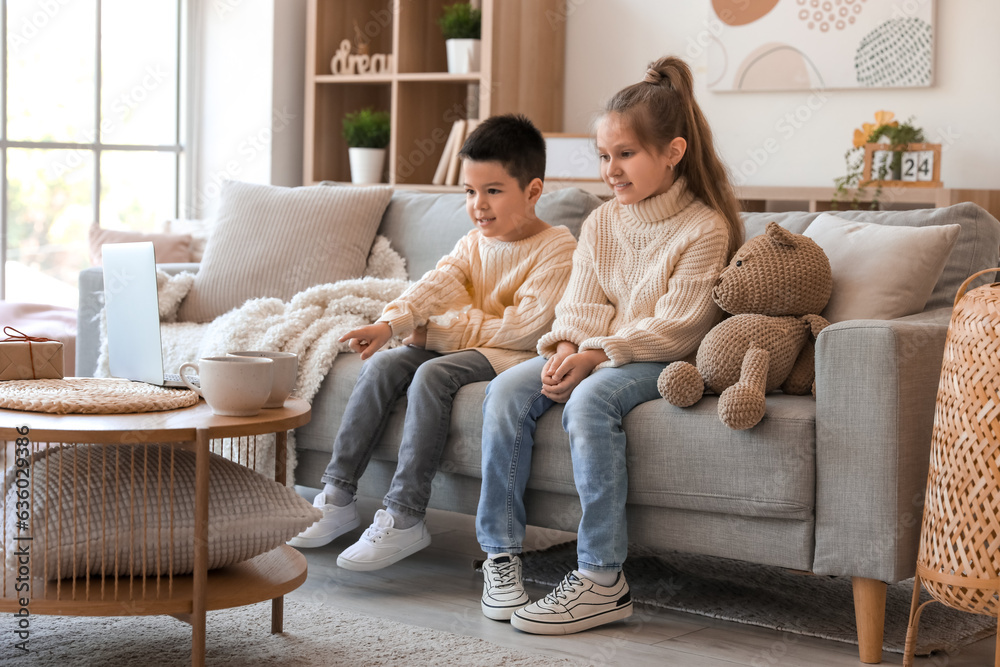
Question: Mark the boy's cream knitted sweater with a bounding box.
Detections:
[380,224,577,374]
[538,178,730,367]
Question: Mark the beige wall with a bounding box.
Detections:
[563,1,999,189]
[195,1,997,199]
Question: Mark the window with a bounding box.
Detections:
[3,0,185,307]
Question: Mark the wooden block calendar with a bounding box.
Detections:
[862,142,942,188]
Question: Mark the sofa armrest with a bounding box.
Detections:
[812,307,951,582]
[76,263,200,377]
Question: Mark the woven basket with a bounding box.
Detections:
[904,267,1000,666]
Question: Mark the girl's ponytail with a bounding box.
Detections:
[605,57,743,259]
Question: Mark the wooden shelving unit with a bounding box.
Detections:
[303,0,566,187]
[735,185,1000,222]
[545,181,1000,222]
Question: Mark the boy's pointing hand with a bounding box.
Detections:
[340,322,393,360]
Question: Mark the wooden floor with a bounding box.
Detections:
[288,494,997,666]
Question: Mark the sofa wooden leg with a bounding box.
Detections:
[853,576,887,664]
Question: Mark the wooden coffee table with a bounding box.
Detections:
[0,397,311,666]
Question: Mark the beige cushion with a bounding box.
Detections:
[161,218,214,262]
[177,181,392,323]
[89,225,193,265]
[803,212,961,322]
[2,444,322,579]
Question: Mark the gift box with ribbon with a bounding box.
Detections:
[0,326,64,380]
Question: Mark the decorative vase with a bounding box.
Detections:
[348,147,386,184]
[445,38,481,74]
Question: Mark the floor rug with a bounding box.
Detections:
[517,541,996,657]
[3,598,577,666]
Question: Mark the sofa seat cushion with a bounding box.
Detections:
[621,395,815,520]
[453,392,816,521]
[301,354,815,522]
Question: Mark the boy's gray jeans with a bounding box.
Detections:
[322,345,495,518]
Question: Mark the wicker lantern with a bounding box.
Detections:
[904,268,1000,667]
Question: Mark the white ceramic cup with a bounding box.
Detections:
[179,356,273,417]
[227,350,298,408]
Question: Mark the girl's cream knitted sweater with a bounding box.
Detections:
[538,178,730,367]
[380,224,577,374]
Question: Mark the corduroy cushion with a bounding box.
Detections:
[177,181,392,323]
[2,444,322,579]
[803,213,961,322]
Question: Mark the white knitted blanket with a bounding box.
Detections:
[96,236,410,482]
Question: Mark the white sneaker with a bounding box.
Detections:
[336,509,431,571]
[286,492,360,549]
[481,554,529,621]
[511,570,632,635]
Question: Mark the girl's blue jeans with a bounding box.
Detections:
[476,355,666,572]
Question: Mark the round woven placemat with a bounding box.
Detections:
[0,378,199,414]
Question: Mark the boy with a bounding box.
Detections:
[288,114,577,572]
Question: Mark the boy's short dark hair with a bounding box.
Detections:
[458,114,546,189]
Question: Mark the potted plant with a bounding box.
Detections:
[438,2,482,74]
[832,110,925,210]
[342,108,390,184]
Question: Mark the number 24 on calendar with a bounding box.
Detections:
[901,151,935,182]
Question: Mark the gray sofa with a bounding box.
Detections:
[77,189,1000,664]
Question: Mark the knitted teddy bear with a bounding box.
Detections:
[657,221,833,430]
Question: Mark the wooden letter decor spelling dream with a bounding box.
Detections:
[330,39,393,76]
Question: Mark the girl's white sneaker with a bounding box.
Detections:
[511,570,632,635]
[481,554,530,620]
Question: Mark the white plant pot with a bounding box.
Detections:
[348,147,386,184]
[445,38,481,74]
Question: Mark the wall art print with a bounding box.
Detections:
[707,0,935,91]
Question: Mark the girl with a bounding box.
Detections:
[475,56,744,634]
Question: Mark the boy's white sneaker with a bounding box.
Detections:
[511,570,632,635]
[481,554,530,620]
[336,509,431,571]
[286,492,360,549]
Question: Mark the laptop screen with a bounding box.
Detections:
[102,242,166,384]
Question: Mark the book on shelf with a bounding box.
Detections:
[445,119,467,186]
[451,119,481,186]
[432,120,464,185]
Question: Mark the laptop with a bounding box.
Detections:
[102,241,196,388]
